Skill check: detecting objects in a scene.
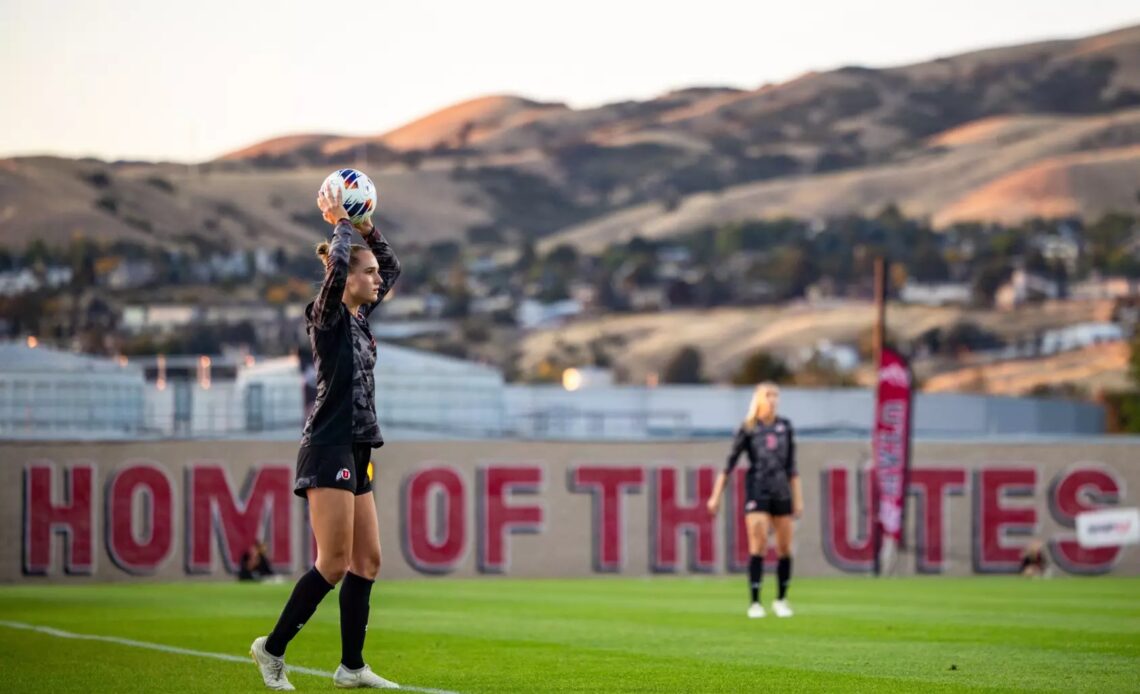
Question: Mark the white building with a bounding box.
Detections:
[1070,276,1140,301]
[996,270,1061,309]
[1039,322,1124,355]
[121,304,198,334]
[2,343,1106,442]
[900,281,972,306]
[0,342,144,438]
[516,299,583,329]
[374,342,506,437]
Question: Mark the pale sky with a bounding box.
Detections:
[2,0,1137,163]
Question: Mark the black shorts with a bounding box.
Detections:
[742,473,792,516]
[294,444,374,498]
[743,496,793,516]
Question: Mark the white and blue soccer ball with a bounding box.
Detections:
[321,168,377,224]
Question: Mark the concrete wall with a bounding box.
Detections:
[4,439,1136,583]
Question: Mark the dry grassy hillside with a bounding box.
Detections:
[516,301,1108,385]
[4,23,1140,253]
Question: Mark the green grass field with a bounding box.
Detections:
[0,577,1136,693]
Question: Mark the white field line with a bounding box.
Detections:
[0,620,460,694]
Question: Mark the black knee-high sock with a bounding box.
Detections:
[339,572,374,670]
[748,555,764,603]
[777,556,792,600]
[265,568,335,657]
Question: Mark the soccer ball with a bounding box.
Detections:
[321,169,377,224]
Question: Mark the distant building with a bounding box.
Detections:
[516,299,583,329]
[0,341,144,438]
[628,286,670,312]
[900,281,972,306]
[1032,225,1082,274]
[995,269,1061,310]
[1070,276,1140,301]
[1039,322,1124,355]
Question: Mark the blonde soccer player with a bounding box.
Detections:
[707,382,803,618]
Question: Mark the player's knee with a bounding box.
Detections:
[316,550,352,584]
[354,551,381,580]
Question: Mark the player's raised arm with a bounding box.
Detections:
[311,183,353,330]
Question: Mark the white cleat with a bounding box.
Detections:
[250,636,295,691]
[772,599,794,618]
[747,602,766,619]
[334,664,400,689]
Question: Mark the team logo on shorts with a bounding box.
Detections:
[337,468,351,481]
[745,500,757,511]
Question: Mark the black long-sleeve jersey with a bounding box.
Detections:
[725,416,798,498]
[300,222,400,448]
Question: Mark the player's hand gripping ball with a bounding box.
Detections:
[320,169,377,224]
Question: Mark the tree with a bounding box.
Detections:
[732,350,792,385]
[972,261,1012,306]
[544,244,579,268]
[1025,249,1050,275]
[1130,330,1140,389]
[662,345,705,384]
[910,243,950,282]
[792,353,858,388]
[516,239,537,273]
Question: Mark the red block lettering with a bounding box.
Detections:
[477,466,543,573]
[401,467,467,574]
[908,468,967,574]
[187,464,293,574]
[23,463,95,576]
[570,466,645,572]
[1048,466,1123,575]
[820,466,875,573]
[106,463,174,575]
[972,468,1037,573]
[652,467,717,573]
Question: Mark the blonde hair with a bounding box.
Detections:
[314,241,369,269]
[743,381,779,428]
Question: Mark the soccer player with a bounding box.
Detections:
[706,382,802,619]
[251,181,401,690]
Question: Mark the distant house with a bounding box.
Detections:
[0,269,39,296]
[121,304,198,334]
[471,294,514,315]
[995,270,1061,309]
[569,282,598,309]
[253,248,278,275]
[202,305,268,325]
[795,340,860,372]
[900,281,972,306]
[1039,322,1124,355]
[375,293,445,320]
[44,266,74,290]
[516,299,582,329]
[1070,276,1140,301]
[1032,225,1082,273]
[107,260,156,290]
[628,286,670,312]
